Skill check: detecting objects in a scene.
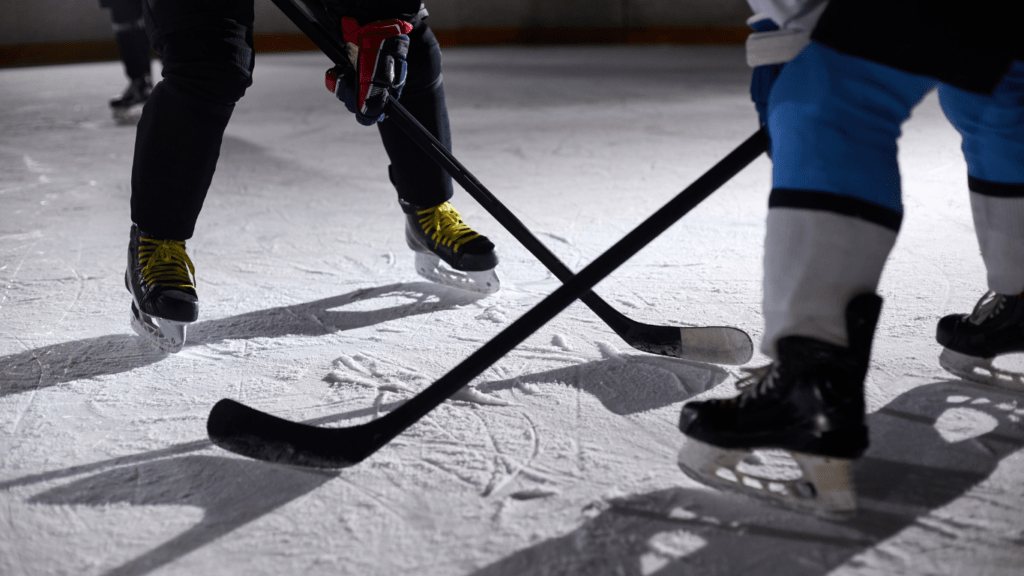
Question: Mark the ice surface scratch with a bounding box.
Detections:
[482,413,540,497]
[52,241,85,327]
[0,236,38,313]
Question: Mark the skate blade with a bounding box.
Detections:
[112,105,143,126]
[131,303,187,353]
[677,436,856,518]
[413,252,500,295]
[939,348,1024,390]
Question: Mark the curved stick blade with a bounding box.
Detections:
[207,399,371,469]
[623,324,753,365]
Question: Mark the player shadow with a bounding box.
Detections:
[469,379,1024,576]
[1,396,409,574]
[0,282,482,399]
[27,454,335,576]
[477,354,731,415]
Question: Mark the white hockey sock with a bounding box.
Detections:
[762,207,897,358]
[970,192,1024,295]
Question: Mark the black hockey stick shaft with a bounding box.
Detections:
[207,128,767,468]
[269,0,755,365]
[384,104,753,363]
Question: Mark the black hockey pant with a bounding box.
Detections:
[130,0,453,239]
[101,0,152,81]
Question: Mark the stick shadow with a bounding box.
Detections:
[28,454,335,576]
[478,354,731,415]
[0,282,482,399]
[469,379,1024,575]
[2,401,399,575]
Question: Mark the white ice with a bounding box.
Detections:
[2,46,1024,575]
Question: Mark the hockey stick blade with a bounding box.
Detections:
[208,398,380,468]
[208,129,768,468]
[268,0,754,366]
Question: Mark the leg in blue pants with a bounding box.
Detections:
[935,62,1024,384]
[677,44,1024,516]
[762,41,935,356]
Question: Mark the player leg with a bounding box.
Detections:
[677,42,937,515]
[105,0,153,123]
[376,17,499,294]
[935,61,1024,387]
[126,0,255,352]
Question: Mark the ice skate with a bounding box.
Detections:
[937,291,1024,390]
[125,224,198,353]
[110,76,152,125]
[677,293,882,517]
[402,198,500,294]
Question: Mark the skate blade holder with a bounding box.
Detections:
[939,348,1024,390]
[112,104,145,126]
[131,303,187,353]
[413,252,500,295]
[678,437,857,518]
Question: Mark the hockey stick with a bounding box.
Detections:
[269,0,755,366]
[207,128,768,468]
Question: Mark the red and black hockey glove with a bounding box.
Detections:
[325,17,413,126]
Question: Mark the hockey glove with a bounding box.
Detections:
[325,17,413,126]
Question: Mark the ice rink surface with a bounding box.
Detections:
[1,45,1023,575]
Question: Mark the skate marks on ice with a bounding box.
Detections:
[470,380,1024,576]
[320,336,730,414]
[310,343,729,501]
[0,282,482,398]
[475,343,730,416]
[325,349,513,407]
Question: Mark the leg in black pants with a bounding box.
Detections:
[378,18,453,208]
[381,17,499,289]
[101,0,155,119]
[125,0,254,351]
[131,0,255,239]
[125,2,498,353]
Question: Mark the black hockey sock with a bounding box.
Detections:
[377,20,453,208]
[115,28,152,81]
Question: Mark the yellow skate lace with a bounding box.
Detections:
[417,202,481,252]
[138,237,196,291]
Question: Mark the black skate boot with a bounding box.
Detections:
[401,197,500,294]
[676,293,882,517]
[110,76,152,124]
[125,224,198,353]
[936,291,1024,389]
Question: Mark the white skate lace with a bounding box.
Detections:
[734,363,780,403]
[968,291,1006,325]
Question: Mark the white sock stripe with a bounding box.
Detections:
[761,208,896,357]
[970,193,1024,293]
